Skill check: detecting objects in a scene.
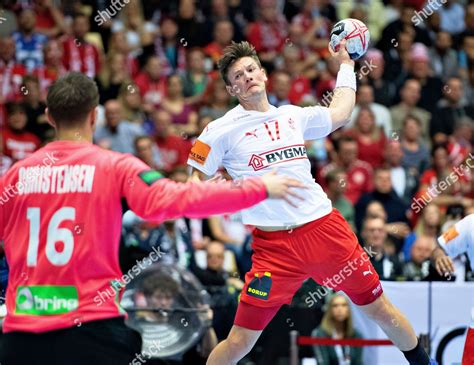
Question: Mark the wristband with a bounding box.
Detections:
[335,63,357,92]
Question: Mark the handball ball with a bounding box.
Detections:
[329,18,370,60]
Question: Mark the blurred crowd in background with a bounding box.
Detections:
[1,0,474,362]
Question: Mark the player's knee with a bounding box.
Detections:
[226,331,254,359]
[359,295,393,323]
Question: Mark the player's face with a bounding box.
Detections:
[226,57,268,102]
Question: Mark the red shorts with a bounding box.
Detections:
[235,209,382,330]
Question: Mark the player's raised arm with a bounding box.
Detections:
[117,155,305,222]
[327,39,356,132]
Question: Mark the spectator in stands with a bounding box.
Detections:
[2,102,41,162]
[97,52,132,104]
[22,75,53,143]
[458,32,474,80]
[108,31,139,78]
[403,235,436,281]
[280,44,313,104]
[460,4,474,40]
[33,0,66,38]
[247,0,288,68]
[431,77,474,144]
[345,106,387,168]
[400,115,431,175]
[291,0,333,57]
[192,240,243,341]
[347,84,392,136]
[134,55,167,113]
[176,0,206,48]
[365,200,388,221]
[204,19,235,67]
[134,135,162,171]
[202,0,246,45]
[390,79,431,145]
[377,6,431,53]
[94,99,144,153]
[199,78,233,120]
[436,0,466,35]
[319,136,374,205]
[117,82,146,125]
[403,204,442,262]
[447,118,473,167]
[415,143,472,211]
[464,65,474,104]
[208,172,252,271]
[325,169,355,228]
[355,167,410,236]
[110,0,157,58]
[361,48,396,106]
[12,8,48,73]
[192,241,244,290]
[62,12,102,78]
[181,47,210,104]
[153,17,187,76]
[382,30,414,86]
[429,31,459,80]
[152,109,192,173]
[268,70,292,107]
[362,216,403,280]
[33,38,66,101]
[0,36,26,104]
[384,140,419,206]
[161,74,199,136]
[312,294,363,365]
[404,43,444,113]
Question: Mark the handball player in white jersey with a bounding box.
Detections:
[187,41,434,365]
[432,214,474,364]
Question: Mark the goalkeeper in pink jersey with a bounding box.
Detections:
[431,214,474,365]
[188,41,434,364]
[0,72,305,365]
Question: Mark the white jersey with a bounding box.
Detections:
[187,103,333,226]
[438,214,474,271]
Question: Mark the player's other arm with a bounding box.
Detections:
[327,39,356,132]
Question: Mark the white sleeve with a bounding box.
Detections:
[296,105,333,140]
[438,215,474,258]
[187,123,226,176]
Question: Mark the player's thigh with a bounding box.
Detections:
[307,210,383,305]
[240,234,307,309]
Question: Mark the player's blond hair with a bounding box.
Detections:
[218,41,262,85]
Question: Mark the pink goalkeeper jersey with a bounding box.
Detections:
[0,140,267,333]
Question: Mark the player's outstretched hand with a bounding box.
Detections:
[328,39,354,67]
[435,255,455,277]
[261,169,307,207]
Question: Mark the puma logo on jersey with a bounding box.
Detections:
[245,129,258,138]
[248,145,307,171]
[363,267,373,276]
